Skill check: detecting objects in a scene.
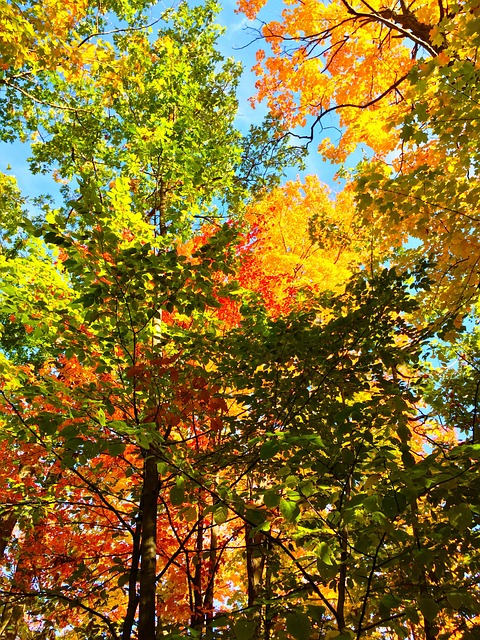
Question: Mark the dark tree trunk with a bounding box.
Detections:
[0,509,16,558]
[204,520,217,640]
[138,451,159,640]
[245,522,266,638]
[191,515,204,630]
[121,507,142,640]
[246,523,266,607]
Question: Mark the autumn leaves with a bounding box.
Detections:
[0,0,479,638]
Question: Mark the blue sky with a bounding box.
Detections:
[0,0,346,204]
[217,0,345,185]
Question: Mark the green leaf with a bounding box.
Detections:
[401,450,416,467]
[446,593,464,610]
[39,419,59,436]
[286,612,312,640]
[447,503,472,531]
[380,594,398,611]
[381,492,407,519]
[260,439,280,459]
[279,498,300,522]
[117,573,130,588]
[245,506,267,526]
[157,462,168,475]
[212,616,229,627]
[170,478,185,507]
[340,447,355,464]
[97,408,106,427]
[317,541,334,566]
[213,504,228,525]
[396,423,411,443]
[264,490,281,508]
[136,432,153,449]
[108,441,126,456]
[363,495,378,512]
[307,605,325,622]
[234,618,257,640]
[182,506,197,523]
[169,486,185,507]
[418,597,439,622]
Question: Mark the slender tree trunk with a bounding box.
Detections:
[204,518,217,640]
[121,507,142,640]
[423,617,438,640]
[0,465,39,638]
[411,501,438,640]
[0,461,34,557]
[0,508,16,558]
[191,514,204,631]
[263,537,273,640]
[337,533,348,632]
[246,522,256,607]
[0,563,27,640]
[246,522,265,638]
[337,469,351,633]
[138,451,159,640]
[138,198,164,638]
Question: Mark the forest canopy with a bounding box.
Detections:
[0,0,479,639]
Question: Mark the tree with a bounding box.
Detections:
[237,175,362,316]
[0,0,304,637]
[0,0,479,639]
[238,0,480,316]
[236,0,480,634]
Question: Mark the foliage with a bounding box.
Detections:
[237,175,362,316]
[238,0,480,317]
[0,0,479,638]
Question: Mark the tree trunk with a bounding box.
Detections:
[263,537,273,640]
[0,508,16,558]
[191,514,204,630]
[138,451,159,640]
[0,602,24,640]
[121,507,142,640]
[423,617,438,640]
[204,519,217,640]
[246,522,265,638]
[246,523,266,607]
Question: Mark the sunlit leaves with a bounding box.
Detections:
[238,0,419,159]
[2,0,480,638]
[239,0,480,319]
[238,175,361,315]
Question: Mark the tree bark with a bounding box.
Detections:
[191,514,204,630]
[246,523,266,607]
[263,537,273,640]
[204,519,217,640]
[0,508,16,558]
[121,507,142,640]
[246,522,265,638]
[138,451,159,640]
